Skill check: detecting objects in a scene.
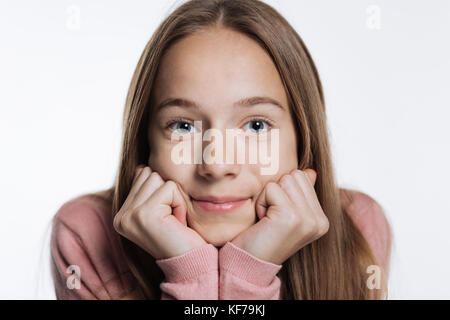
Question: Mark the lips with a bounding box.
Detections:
[192,195,248,203]
[191,195,250,213]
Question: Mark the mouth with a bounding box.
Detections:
[190,195,250,213]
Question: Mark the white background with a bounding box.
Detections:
[1,0,449,299]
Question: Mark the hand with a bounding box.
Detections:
[113,165,208,260]
[229,168,329,265]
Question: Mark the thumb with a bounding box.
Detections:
[304,168,317,186]
[255,186,268,221]
[255,182,288,220]
[169,182,188,226]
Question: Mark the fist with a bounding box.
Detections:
[113,165,208,260]
[230,168,329,265]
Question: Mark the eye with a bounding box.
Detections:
[167,119,196,134]
[243,118,271,134]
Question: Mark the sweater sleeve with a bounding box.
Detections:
[50,196,137,299]
[51,195,221,300]
[218,242,282,300]
[155,243,219,300]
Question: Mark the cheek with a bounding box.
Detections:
[247,129,298,186]
[278,125,298,170]
[148,143,176,178]
[278,139,298,171]
[148,143,194,186]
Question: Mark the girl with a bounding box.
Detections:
[51,0,392,300]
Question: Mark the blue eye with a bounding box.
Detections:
[243,119,270,133]
[168,121,195,134]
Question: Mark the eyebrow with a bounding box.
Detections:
[155,96,285,112]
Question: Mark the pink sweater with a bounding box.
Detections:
[50,188,391,300]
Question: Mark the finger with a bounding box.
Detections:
[132,164,147,185]
[171,183,188,226]
[304,168,317,186]
[133,171,164,208]
[292,169,322,213]
[139,180,187,224]
[255,181,290,220]
[173,181,189,225]
[278,174,309,211]
[279,173,304,202]
[124,167,152,208]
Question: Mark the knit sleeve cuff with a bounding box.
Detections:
[219,242,282,287]
[155,243,218,283]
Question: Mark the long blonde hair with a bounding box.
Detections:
[91,0,387,299]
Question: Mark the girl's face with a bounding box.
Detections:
[148,27,298,247]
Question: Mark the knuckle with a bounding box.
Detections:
[113,215,121,232]
[149,171,159,179]
[135,165,143,174]
[121,212,132,231]
[129,212,143,228]
[163,180,178,192]
[114,210,133,234]
[279,174,289,183]
[142,167,151,175]
[164,180,176,190]
[292,170,303,183]
[266,181,279,192]
[149,172,164,185]
[279,174,294,187]
[301,216,316,233]
[319,218,330,235]
[131,207,146,224]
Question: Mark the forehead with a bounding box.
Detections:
[152,27,288,111]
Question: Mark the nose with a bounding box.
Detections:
[196,161,241,181]
[196,136,242,180]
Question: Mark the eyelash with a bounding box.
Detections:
[165,117,194,132]
[165,116,275,133]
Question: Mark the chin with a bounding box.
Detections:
[194,224,248,248]
[207,238,228,248]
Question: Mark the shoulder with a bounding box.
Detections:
[52,194,111,232]
[51,193,137,299]
[51,194,115,257]
[339,188,392,273]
